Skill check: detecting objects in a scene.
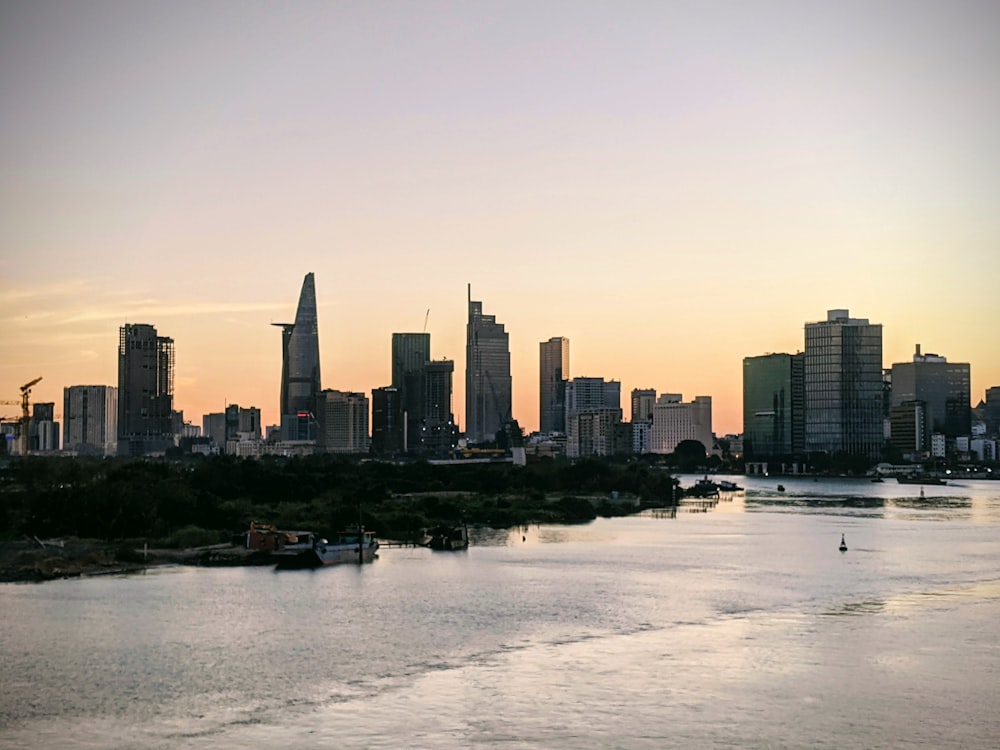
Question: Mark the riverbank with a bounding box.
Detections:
[0,539,272,583]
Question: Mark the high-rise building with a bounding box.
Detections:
[889,400,928,458]
[804,309,883,461]
[274,273,321,440]
[631,388,657,423]
[539,337,569,434]
[743,353,805,459]
[317,390,370,454]
[30,403,59,452]
[565,378,621,433]
[890,345,971,440]
[63,385,117,456]
[465,285,512,444]
[392,332,431,450]
[371,386,403,455]
[650,394,713,455]
[424,359,457,456]
[118,323,174,456]
[566,409,619,458]
[985,386,1000,437]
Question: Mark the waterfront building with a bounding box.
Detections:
[970,438,997,462]
[63,385,117,456]
[804,309,883,461]
[539,337,569,434]
[890,345,971,443]
[631,388,657,423]
[985,386,1000,436]
[317,389,370,454]
[118,323,175,456]
[889,400,928,459]
[742,353,805,459]
[465,285,512,444]
[274,273,321,441]
[650,394,713,455]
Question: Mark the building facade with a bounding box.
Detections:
[890,345,971,441]
[539,337,569,434]
[371,386,403,455]
[118,323,175,456]
[565,377,621,433]
[649,394,713,455]
[317,390,370,454]
[392,332,431,451]
[465,285,512,444]
[63,385,118,456]
[804,309,883,461]
[423,359,457,456]
[742,353,805,459]
[274,272,321,440]
[631,388,657,423]
[565,408,619,458]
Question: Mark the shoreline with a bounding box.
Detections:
[0,540,273,583]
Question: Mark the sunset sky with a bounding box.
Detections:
[2,0,998,437]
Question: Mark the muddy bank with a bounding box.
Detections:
[0,540,272,583]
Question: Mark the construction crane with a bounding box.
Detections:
[14,377,42,456]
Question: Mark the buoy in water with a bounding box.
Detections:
[839,534,848,552]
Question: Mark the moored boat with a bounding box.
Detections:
[896,475,946,486]
[274,528,379,569]
[426,523,469,551]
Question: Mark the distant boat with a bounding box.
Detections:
[870,477,884,483]
[896,475,946,486]
[839,534,848,552]
[426,523,469,551]
[776,484,785,492]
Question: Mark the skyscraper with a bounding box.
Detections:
[371,386,403,455]
[424,359,456,456]
[804,309,883,461]
[392,332,431,450]
[465,285,512,444]
[890,345,971,440]
[64,385,117,456]
[274,273,321,440]
[539,337,569,434]
[743,353,805,459]
[117,323,174,456]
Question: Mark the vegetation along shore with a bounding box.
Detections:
[0,453,689,582]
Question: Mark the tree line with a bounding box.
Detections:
[0,454,683,546]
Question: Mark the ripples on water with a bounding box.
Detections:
[2,477,999,749]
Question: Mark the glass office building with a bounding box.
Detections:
[804,309,883,461]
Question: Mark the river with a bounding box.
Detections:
[2,475,999,749]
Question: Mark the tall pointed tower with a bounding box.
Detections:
[274,273,321,440]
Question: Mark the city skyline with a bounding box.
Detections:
[2,2,999,435]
